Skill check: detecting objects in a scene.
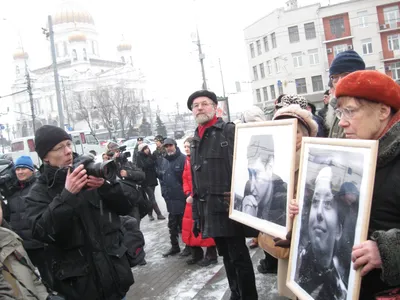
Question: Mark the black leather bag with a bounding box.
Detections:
[119,180,152,219]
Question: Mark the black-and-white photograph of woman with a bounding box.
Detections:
[294,148,364,300]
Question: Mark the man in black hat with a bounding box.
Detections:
[157,138,189,257]
[25,125,134,300]
[188,90,258,300]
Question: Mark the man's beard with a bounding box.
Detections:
[167,150,176,156]
[195,111,215,125]
[325,103,336,131]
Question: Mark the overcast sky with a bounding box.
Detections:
[0,0,344,117]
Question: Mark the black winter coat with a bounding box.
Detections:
[7,175,43,250]
[158,148,186,215]
[136,151,158,187]
[191,118,249,238]
[25,165,134,300]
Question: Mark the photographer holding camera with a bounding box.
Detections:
[25,125,134,300]
[106,141,145,227]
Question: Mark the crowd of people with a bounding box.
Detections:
[0,49,399,300]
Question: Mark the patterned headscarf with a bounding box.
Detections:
[275,94,308,110]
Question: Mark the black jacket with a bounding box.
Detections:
[25,164,134,300]
[158,148,186,215]
[115,156,145,183]
[7,175,44,250]
[136,151,158,187]
[191,118,250,238]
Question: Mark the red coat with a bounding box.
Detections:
[181,156,215,247]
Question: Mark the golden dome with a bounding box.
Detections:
[68,30,87,43]
[117,42,132,52]
[13,49,29,60]
[52,1,94,26]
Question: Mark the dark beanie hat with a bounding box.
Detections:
[329,50,365,76]
[187,90,218,111]
[35,125,71,159]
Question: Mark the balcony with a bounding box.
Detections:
[379,50,400,62]
[323,35,354,44]
[378,21,400,33]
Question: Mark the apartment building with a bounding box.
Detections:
[245,0,400,114]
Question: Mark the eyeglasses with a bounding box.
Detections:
[329,72,350,84]
[192,101,214,110]
[334,107,361,120]
[51,141,73,153]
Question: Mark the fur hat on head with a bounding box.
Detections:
[138,143,149,152]
[275,94,308,110]
[273,104,318,137]
[335,70,400,111]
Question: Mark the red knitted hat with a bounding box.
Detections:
[335,70,400,111]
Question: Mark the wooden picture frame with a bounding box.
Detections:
[229,119,297,239]
[287,137,378,300]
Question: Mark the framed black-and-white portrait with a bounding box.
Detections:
[287,137,378,300]
[229,119,297,239]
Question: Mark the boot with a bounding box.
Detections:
[257,252,277,274]
[162,246,180,257]
[197,246,218,266]
[148,214,155,221]
[179,245,191,257]
[186,247,203,265]
[153,203,165,220]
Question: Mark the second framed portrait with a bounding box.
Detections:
[229,119,297,239]
[287,137,378,300]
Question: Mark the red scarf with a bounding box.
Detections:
[198,116,218,138]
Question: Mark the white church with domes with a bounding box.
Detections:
[10,0,147,139]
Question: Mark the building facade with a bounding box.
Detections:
[10,1,147,139]
[244,0,400,116]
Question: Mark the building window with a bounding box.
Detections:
[253,66,259,81]
[295,78,307,94]
[333,44,347,57]
[256,40,262,55]
[329,17,345,38]
[357,10,368,28]
[391,62,400,80]
[384,6,400,28]
[311,75,324,92]
[308,49,319,65]
[292,52,303,68]
[278,83,284,95]
[288,26,300,43]
[63,42,68,56]
[121,56,125,63]
[361,38,373,55]
[274,58,281,73]
[271,32,277,48]
[83,48,87,60]
[250,43,255,58]
[266,60,272,75]
[304,22,316,40]
[270,85,276,99]
[366,66,376,70]
[263,87,268,101]
[388,34,400,51]
[263,36,269,52]
[72,49,77,61]
[256,89,261,102]
[259,63,265,78]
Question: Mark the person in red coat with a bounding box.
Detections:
[182,137,217,266]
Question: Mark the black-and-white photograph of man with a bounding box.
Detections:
[238,135,287,225]
[294,148,364,300]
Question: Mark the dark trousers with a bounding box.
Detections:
[130,206,141,230]
[168,213,183,248]
[214,236,258,300]
[145,186,162,217]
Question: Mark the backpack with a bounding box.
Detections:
[120,216,146,267]
[119,180,152,219]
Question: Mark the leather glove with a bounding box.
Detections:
[193,219,201,238]
[223,191,231,203]
[273,230,292,248]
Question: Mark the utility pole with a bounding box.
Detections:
[219,58,226,97]
[61,78,70,126]
[25,70,35,134]
[196,28,207,90]
[47,15,64,129]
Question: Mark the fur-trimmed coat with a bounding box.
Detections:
[360,111,400,299]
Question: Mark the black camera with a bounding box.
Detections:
[0,159,17,198]
[72,155,117,182]
[107,145,131,162]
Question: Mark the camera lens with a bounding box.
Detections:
[85,160,117,181]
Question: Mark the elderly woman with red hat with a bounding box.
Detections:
[289,71,400,299]
[334,70,400,299]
